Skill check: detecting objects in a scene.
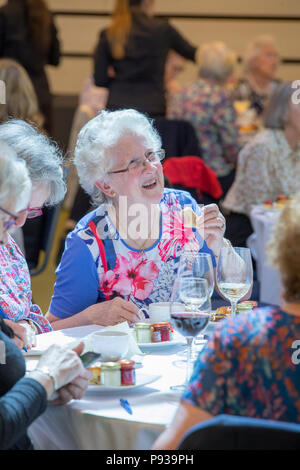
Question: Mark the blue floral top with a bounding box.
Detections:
[50,189,215,319]
[182,306,300,423]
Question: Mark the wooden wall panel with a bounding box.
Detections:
[47,0,300,16]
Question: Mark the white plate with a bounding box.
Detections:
[87,373,161,392]
[137,338,184,350]
[23,347,44,357]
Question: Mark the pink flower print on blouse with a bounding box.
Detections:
[158,208,200,261]
[113,252,159,300]
[99,270,117,297]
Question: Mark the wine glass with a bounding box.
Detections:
[216,246,253,317]
[170,277,210,392]
[177,252,215,297]
[177,252,214,350]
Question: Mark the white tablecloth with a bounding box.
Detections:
[27,325,195,450]
[249,206,282,306]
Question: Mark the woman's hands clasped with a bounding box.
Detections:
[27,342,89,402]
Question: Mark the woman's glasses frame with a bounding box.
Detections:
[0,205,43,230]
[107,149,165,175]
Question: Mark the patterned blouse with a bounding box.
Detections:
[233,77,281,116]
[0,235,52,333]
[50,189,215,319]
[182,306,300,423]
[168,79,241,177]
[223,129,300,216]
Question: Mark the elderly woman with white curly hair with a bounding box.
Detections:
[234,34,281,116]
[168,41,241,195]
[45,108,239,330]
[0,119,66,348]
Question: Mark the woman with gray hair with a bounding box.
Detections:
[223,82,300,247]
[168,41,240,195]
[46,108,230,330]
[234,34,281,116]
[0,142,89,450]
[0,119,66,344]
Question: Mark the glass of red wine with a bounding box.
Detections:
[170,277,209,392]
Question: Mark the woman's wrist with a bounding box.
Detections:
[26,369,56,399]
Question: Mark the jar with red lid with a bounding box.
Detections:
[151,322,171,342]
[118,359,136,386]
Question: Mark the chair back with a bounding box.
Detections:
[178,414,300,450]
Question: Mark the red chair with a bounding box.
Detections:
[163,156,223,202]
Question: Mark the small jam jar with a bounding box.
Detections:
[118,359,136,386]
[101,362,121,387]
[88,362,102,385]
[237,301,258,314]
[134,323,152,343]
[151,322,171,343]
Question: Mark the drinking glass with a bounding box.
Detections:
[177,252,214,351]
[177,252,215,297]
[216,246,253,317]
[169,277,210,392]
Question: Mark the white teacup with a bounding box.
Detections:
[90,331,129,362]
[139,302,182,324]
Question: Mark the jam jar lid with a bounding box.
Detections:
[152,322,170,328]
[134,322,151,329]
[101,362,121,370]
[118,359,135,368]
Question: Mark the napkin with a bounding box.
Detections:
[82,322,144,359]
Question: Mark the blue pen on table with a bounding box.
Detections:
[120,398,133,415]
[0,305,27,352]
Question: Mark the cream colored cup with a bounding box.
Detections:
[90,331,129,361]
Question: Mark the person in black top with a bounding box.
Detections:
[0,0,61,133]
[94,0,198,118]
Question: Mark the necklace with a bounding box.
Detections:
[109,204,161,259]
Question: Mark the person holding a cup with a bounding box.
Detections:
[46,109,235,330]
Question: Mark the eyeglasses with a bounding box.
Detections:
[0,205,43,231]
[0,206,18,230]
[107,149,165,175]
[26,207,43,219]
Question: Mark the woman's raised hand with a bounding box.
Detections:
[201,204,226,257]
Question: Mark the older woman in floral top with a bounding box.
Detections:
[45,109,238,330]
[0,119,66,345]
[168,41,241,195]
[153,191,300,450]
[223,83,300,247]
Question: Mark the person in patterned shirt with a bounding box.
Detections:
[0,119,66,345]
[45,109,239,330]
[168,41,241,196]
[223,82,300,247]
[153,192,300,450]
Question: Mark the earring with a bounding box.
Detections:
[111,191,116,197]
